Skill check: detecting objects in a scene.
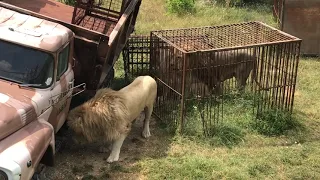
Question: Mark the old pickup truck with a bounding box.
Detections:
[0,0,141,179]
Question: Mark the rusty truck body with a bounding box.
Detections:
[0,0,141,179]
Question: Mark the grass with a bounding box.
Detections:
[134,0,277,34]
[112,57,320,179]
[72,163,93,174]
[61,0,320,179]
[115,1,320,179]
[138,140,320,179]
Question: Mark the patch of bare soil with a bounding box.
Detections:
[40,114,172,180]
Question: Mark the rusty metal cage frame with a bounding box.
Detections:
[123,21,302,135]
[72,0,127,35]
[122,35,181,126]
[122,35,152,82]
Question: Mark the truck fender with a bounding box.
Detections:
[0,119,54,180]
[38,119,55,167]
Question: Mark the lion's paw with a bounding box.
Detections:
[106,155,119,163]
[142,130,151,138]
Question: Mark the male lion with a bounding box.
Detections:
[67,75,157,163]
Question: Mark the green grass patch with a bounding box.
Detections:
[208,124,245,147]
[108,1,320,179]
[135,0,277,34]
[254,108,303,136]
[156,88,305,149]
[111,0,320,178]
[137,136,320,179]
[59,0,76,6]
[110,163,131,173]
[166,0,195,15]
[132,57,320,180]
[57,0,320,179]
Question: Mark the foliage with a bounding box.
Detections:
[59,0,76,6]
[253,109,301,136]
[209,124,245,147]
[215,0,273,7]
[135,0,277,35]
[166,0,195,15]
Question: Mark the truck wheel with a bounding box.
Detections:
[31,174,40,180]
[55,123,72,153]
[101,67,115,88]
[31,164,46,180]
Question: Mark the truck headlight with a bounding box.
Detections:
[0,171,8,180]
[0,156,21,180]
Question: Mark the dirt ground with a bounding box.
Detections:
[39,113,172,180]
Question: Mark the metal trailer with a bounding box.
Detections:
[0,0,142,97]
[273,0,320,56]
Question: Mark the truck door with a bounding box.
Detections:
[49,43,74,133]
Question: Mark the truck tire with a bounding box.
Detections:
[101,67,115,88]
[55,123,72,153]
[31,174,40,180]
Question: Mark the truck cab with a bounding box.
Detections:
[0,8,76,180]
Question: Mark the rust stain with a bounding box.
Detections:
[0,120,52,168]
[0,80,37,141]
[3,0,74,23]
[279,0,320,55]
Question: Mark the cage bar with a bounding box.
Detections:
[123,21,301,135]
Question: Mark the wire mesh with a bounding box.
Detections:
[122,35,180,128]
[152,21,296,52]
[77,15,116,35]
[123,21,301,135]
[122,35,151,81]
[72,0,122,35]
[101,0,123,13]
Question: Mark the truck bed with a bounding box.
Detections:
[2,0,116,35]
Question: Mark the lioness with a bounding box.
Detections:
[67,75,157,163]
[155,47,256,97]
[160,48,256,95]
[153,47,211,98]
[192,49,256,94]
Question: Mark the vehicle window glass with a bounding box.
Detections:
[0,40,54,88]
[57,44,70,80]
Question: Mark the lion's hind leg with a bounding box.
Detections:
[142,105,153,138]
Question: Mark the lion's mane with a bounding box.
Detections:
[67,88,130,143]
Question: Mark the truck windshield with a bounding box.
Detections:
[0,40,54,88]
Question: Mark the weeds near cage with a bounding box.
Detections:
[160,90,303,148]
[253,108,303,136]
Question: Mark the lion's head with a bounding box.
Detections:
[67,105,89,145]
[67,88,131,145]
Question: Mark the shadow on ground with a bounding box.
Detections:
[43,114,173,180]
[42,77,173,180]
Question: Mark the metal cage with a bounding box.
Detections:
[72,0,126,35]
[123,21,302,135]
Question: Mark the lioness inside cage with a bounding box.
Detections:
[154,46,257,98]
